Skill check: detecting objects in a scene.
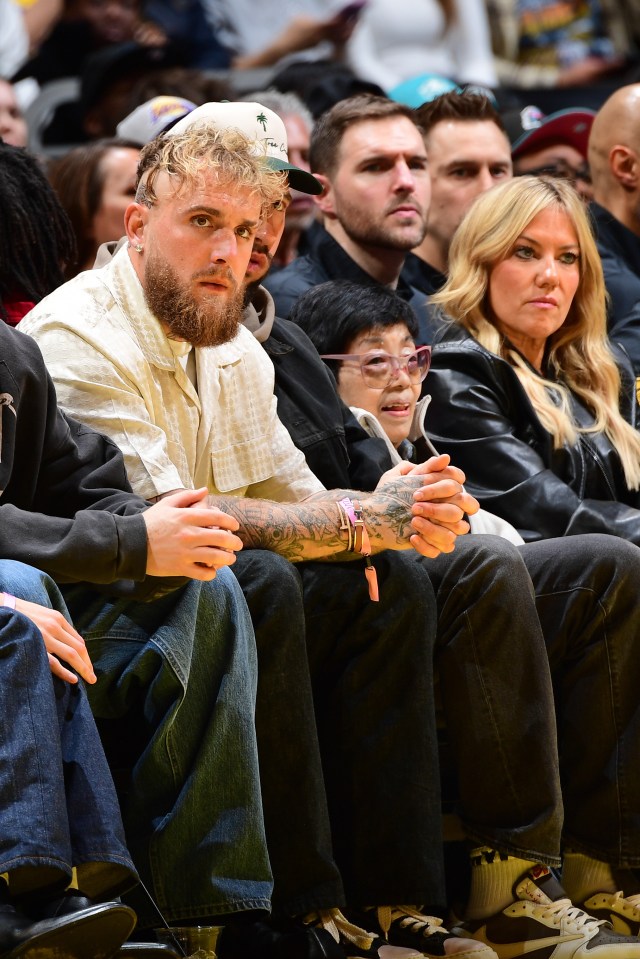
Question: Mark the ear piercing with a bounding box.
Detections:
[134,243,143,253]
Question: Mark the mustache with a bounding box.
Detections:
[192,266,238,288]
[251,240,273,258]
[386,196,422,214]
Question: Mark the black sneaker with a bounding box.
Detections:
[349,906,498,959]
[451,865,640,959]
[304,908,423,958]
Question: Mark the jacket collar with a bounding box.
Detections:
[591,201,640,274]
[314,226,417,303]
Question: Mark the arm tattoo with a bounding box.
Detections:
[214,495,350,562]
[213,475,424,561]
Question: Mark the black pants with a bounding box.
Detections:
[232,549,443,914]
[429,533,640,869]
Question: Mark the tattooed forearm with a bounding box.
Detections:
[213,495,351,562]
[211,474,428,561]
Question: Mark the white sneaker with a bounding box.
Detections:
[451,865,640,958]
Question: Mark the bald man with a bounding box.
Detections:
[589,84,640,387]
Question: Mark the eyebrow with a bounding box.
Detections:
[444,158,510,169]
[183,205,260,229]
[357,151,427,166]
[356,334,415,348]
[517,232,580,250]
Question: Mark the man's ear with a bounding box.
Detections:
[312,174,336,217]
[610,145,640,189]
[124,202,148,248]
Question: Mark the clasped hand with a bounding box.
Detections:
[369,454,480,558]
[143,488,243,579]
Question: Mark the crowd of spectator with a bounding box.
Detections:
[4,3,640,959]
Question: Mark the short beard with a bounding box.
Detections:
[143,251,244,348]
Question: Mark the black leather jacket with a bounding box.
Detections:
[426,328,640,544]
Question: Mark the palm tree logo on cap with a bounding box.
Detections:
[256,113,268,131]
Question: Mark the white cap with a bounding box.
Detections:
[116,96,197,146]
[166,100,322,195]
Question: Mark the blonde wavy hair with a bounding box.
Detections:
[432,175,640,489]
[135,124,287,218]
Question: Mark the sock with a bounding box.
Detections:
[465,847,538,919]
[562,851,616,904]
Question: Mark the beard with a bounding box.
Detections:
[143,249,244,348]
[339,196,427,253]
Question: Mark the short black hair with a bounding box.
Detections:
[289,280,419,378]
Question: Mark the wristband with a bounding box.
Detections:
[1,593,16,609]
[337,497,379,602]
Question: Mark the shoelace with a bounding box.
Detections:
[539,897,605,935]
[373,906,444,939]
[306,908,378,950]
[608,891,640,913]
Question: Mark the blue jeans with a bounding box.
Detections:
[0,560,136,900]
[56,568,270,928]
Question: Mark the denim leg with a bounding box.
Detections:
[298,551,445,909]
[427,536,564,866]
[63,567,271,928]
[521,534,640,868]
[231,550,344,917]
[0,560,135,900]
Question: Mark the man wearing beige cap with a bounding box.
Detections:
[22,106,481,959]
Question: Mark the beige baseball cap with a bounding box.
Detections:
[166,100,322,195]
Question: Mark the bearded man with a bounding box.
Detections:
[263,93,435,343]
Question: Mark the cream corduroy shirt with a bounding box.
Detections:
[21,245,323,503]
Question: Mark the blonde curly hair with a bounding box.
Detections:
[135,124,287,218]
[432,175,640,490]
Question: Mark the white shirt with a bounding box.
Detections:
[21,245,323,503]
[346,0,497,91]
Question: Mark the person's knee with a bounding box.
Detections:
[446,534,530,586]
[0,560,60,607]
[233,549,303,605]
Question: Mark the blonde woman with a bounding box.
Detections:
[426,174,640,544]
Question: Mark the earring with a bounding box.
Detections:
[134,243,143,253]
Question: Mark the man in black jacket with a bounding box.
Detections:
[264,94,436,344]
[402,92,512,300]
[588,84,640,388]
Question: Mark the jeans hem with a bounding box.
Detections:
[563,836,640,870]
[136,898,271,931]
[275,891,346,917]
[463,827,562,869]
[0,854,73,876]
